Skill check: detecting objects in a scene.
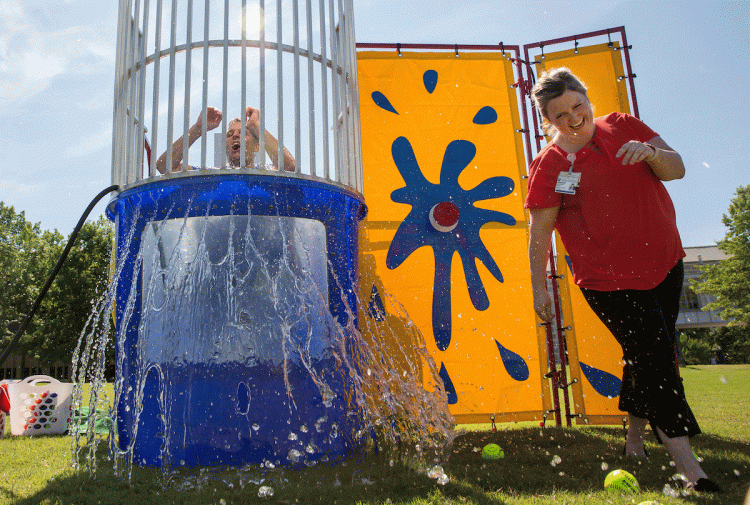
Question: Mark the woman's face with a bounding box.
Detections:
[545,89,595,147]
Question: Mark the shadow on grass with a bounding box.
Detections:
[6,427,750,504]
[447,426,750,502]
[7,450,507,505]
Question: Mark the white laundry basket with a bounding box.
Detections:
[8,375,73,436]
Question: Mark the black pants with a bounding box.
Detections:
[581,260,700,439]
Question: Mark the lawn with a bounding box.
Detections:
[1,365,748,505]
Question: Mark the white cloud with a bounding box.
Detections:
[66,123,112,157]
[0,1,115,107]
[0,179,42,198]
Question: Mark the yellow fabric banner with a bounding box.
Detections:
[537,43,632,425]
[357,51,550,423]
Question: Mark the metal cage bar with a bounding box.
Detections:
[112,0,363,194]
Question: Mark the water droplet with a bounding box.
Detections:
[734,469,741,476]
[550,455,562,467]
[720,376,728,384]
[288,432,298,441]
[287,449,301,462]
[663,483,679,498]
[437,474,449,485]
[258,485,274,497]
[428,465,444,478]
[601,462,609,471]
[252,423,260,431]
[300,424,308,433]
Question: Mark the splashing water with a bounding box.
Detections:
[71,179,455,487]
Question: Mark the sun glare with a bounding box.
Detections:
[240,3,265,39]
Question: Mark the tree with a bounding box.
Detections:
[37,216,115,367]
[0,203,63,369]
[0,203,114,373]
[695,185,750,327]
[679,327,749,365]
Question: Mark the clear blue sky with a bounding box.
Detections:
[0,0,747,247]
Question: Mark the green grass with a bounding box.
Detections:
[1,366,749,504]
[680,365,750,441]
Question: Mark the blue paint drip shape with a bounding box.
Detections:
[438,362,458,404]
[564,254,574,274]
[386,136,516,351]
[372,91,398,114]
[423,70,438,94]
[367,284,386,321]
[473,106,497,125]
[495,340,529,381]
[579,362,622,398]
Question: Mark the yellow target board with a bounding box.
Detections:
[357,51,550,423]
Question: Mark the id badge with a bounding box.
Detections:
[555,171,581,195]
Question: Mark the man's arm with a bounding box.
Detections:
[155,107,223,174]
[246,107,296,172]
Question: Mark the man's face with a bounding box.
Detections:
[226,121,259,166]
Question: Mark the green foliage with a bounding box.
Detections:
[0,203,64,360]
[695,185,750,327]
[36,216,114,366]
[680,326,750,365]
[0,203,113,369]
[679,332,712,365]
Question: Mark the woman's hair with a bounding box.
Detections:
[530,67,588,120]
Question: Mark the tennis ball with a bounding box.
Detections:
[604,469,639,493]
[481,443,504,460]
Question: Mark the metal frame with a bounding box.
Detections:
[112,0,363,195]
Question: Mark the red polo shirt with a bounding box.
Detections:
[525,112,685,291]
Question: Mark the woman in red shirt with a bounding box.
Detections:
[525,67,719,492]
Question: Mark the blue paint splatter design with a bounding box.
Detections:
[386,136,516,350]
[473,106,497,125]
[423,70,438,94]
[367,284,386,321]
[579,362,621,398]
[372,91,398,114]
[495,340,529,381]
[439,362,458,404]
[565,254,573,274]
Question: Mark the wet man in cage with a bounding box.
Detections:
[156,106,296,174]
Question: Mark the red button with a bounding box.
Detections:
[429,202,460,232]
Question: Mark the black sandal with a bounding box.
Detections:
[691,478,722,493]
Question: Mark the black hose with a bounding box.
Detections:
[0,185,120,368]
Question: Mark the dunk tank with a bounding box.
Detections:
[107,0,365,467]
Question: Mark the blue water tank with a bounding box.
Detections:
[107,174,366,467]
